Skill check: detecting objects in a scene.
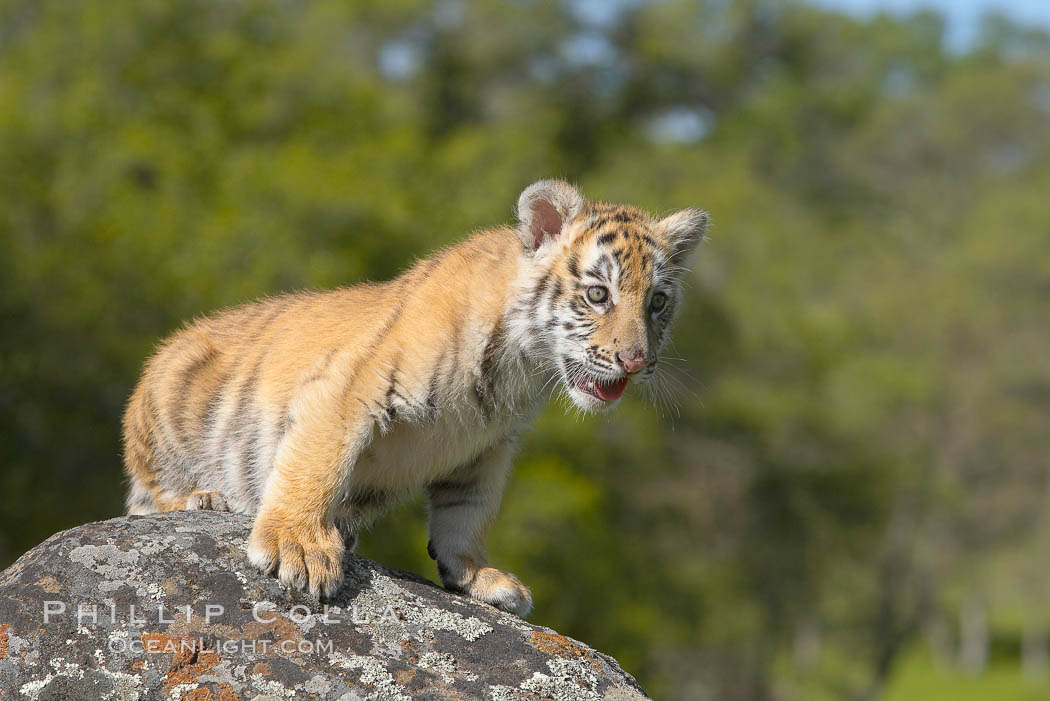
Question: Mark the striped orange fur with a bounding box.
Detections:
[122,179,707,615]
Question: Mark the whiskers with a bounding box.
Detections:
[639,356,700,424]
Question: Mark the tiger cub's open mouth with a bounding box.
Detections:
[575,376,629,402]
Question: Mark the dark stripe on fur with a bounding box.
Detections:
[301,347,338,386]
[550,278,563,301]
[234,354,265,502]
[341,289,408,402]
[424,346,446,419]
[474,320,505,423]
[345,485,390,509]
[567,253,580,279]
[531,271,551,309]
[173,344,218,446]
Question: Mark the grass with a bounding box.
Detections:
[883,648,1050,701]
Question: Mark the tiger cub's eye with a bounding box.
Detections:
[586,286,609,304]
[650,291,667,312]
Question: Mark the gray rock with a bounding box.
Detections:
[0,512,648,700]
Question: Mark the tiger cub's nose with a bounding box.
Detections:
[616,350,648,375]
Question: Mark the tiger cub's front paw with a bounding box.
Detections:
[247,512,345,599]
[459,567,533,617]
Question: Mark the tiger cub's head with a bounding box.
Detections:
[513,179,707,413]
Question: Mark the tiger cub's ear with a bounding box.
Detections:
[658,208,709,266]
[516,179,586,252]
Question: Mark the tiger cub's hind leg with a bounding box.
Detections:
[124,471,195,514]
[185,489,231,512]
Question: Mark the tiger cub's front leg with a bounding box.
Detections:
[246,408,368,599]
[427,440,532,617]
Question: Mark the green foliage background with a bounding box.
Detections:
[2,1,1048,698]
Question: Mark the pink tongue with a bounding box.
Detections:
[595,377,629,401]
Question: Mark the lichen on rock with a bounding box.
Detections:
[0,512,648,700]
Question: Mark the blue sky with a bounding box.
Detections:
[810,0,1050,48]
[570,1,1050,50]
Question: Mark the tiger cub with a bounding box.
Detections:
[122,179,707,616]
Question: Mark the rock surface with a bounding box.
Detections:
[0,512,647,700]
